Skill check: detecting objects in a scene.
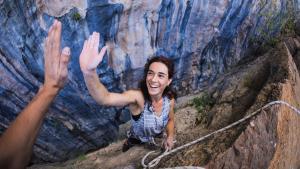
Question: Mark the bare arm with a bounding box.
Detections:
[0,20,71,169]
[83,72,141,106]
[0,86,58,169]
[79,32,142,107]
[165,98,175,150]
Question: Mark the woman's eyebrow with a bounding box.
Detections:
[158,72,167,76]
[148,69,167,76]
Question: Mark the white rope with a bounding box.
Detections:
[141,100,300,168]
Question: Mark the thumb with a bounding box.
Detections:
[61,47,71,64]
[60,47,71,78]
[96,46,108,65]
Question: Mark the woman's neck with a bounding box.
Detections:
[151,95,163,103]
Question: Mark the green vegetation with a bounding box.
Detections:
[192,93,215,112]
[267,37,280,47]
[248,10,296,56]
[72,12,82,21]
[77,154,87,161]
[281,17,295,35]
[192,92,215,125]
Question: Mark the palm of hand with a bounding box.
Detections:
[79,32,107,74]
[44,20,70,90]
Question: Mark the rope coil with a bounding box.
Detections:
[141,100,300,168]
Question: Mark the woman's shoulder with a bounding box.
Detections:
[166,96,175,108]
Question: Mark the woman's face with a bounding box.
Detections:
[146,62,172,99]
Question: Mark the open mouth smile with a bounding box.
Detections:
[148,83,159,88]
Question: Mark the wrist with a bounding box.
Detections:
[39,85,60,97]
[167,135,174,140]
[82,69,97,77]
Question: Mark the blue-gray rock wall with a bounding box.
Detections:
[0,0,299,163]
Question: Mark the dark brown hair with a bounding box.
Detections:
[139,56,176,102]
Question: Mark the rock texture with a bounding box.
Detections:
[0,0,299,164]
[206,41,300,169]
[155,39,300,168]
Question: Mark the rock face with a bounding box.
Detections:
[0,0,299,164]
[206,41,300,169]
[155,39,300,168]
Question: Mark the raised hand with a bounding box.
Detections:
[0,20,71,169]
[44,19,71,92]
[79,32,107,74]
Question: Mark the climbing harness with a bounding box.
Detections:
[141,100,300,168]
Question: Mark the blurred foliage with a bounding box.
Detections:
[192,92,215,125]
[72,12,82,21]
[248,11,295,56]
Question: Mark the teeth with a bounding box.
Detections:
[149,84,159,88]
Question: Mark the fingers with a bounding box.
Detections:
[47,24,54,42]
[45,20,61,69]
[92,32,100,51]
[86,32,99,52]
[164,138,174,150]
[44,24,53,62]
[52,20,62,66]
[44,24,55,75]
[79,31,104,73]
[95,32,100,47]
[53,20,62,50]
[44,37,50,65]
[87,35,93,49]
[83,40,88,52]
[91,32,97,48]
[79,40,87,60]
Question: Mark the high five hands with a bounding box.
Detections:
[79,32,107,75]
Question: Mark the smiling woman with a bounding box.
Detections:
[139,56,176,102]
[79,32,176,152]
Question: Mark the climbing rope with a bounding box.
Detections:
[141,100,300,168]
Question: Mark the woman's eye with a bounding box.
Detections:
[147,72,154,76]
[159,74,165,78]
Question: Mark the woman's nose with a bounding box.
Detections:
[151,74,159,82]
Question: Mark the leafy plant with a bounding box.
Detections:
[72,12,82,21]
[192,93,214,112]
[192,92,215,125]
[250,10,295,51]
[77,154,87,161]
[281,17,295,35]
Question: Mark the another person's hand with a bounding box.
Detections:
[0,19,71,169]
[44,19,71,93]
[79,32,107,75]
[164,136,174,150]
